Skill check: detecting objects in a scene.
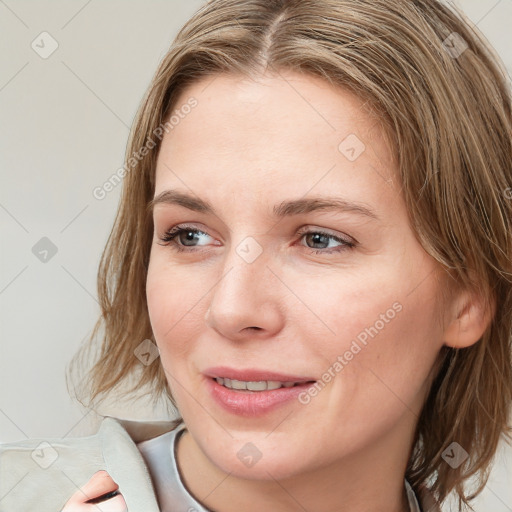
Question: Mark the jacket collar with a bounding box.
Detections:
[106,415,184,443]
[97,416,173,511]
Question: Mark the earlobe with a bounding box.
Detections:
[443,288,496,348]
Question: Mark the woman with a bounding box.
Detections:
[1,0,511,511]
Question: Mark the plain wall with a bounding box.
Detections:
[1,1,511,510]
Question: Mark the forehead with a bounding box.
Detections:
[154,71,399,213]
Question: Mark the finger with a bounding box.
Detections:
[63,470,120,506]
[94,493,128,512]
[62,491,127,512]
[61,494,128,512]
[82,470,120,499]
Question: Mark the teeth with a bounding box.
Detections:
[214,377,301,391]
[230,378,246,390]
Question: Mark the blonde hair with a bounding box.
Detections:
[68,0,512,508]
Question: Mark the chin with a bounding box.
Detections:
[199,435,309,481]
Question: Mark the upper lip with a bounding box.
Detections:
[204,366,317,383]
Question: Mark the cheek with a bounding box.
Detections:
[146,258,202,359]
[284,265,409,353]
[146,263,206,405]
[343,286,441,422]
[291,259,443,399]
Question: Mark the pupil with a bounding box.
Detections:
[182,231,197,245]
[310,233,327,248]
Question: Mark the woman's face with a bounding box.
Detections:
[146,71,449,480]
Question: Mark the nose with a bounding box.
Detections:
[204,240,285,340]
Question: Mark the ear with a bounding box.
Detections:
[442,286,496,348]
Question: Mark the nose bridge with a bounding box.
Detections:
[205,235,283,336]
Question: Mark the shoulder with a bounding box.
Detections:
[0,415,182,512]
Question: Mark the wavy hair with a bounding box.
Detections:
[67,0,512,508]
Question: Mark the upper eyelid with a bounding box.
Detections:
[158,223,347,236]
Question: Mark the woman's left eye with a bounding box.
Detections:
[158,225,356,254]
[297,228,356,254]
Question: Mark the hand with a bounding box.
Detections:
[61,470,128,511]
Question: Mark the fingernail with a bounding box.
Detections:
[96,493,127,512]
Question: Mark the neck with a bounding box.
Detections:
[176,419,415,512]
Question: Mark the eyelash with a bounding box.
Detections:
[157,224,356,255]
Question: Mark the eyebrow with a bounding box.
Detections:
[148,189,379,221]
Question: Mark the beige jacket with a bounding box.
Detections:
[0,416,442,511]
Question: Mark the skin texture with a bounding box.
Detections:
[145,71,491,512]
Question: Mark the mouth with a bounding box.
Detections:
[204,371,318,416]
[205,371,317,418]
[203,367,318,416]
[212,377,316,392]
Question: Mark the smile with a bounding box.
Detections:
[215,377,311,391]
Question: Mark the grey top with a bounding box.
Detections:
[137,423,423,512]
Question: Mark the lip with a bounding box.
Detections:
[203,366,317,417]
[203,366,317,383]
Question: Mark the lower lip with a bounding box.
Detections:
[205,377,316,417]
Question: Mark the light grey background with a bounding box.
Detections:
[0,0,511,510]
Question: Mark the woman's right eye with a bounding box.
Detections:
[158,225,215,252]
